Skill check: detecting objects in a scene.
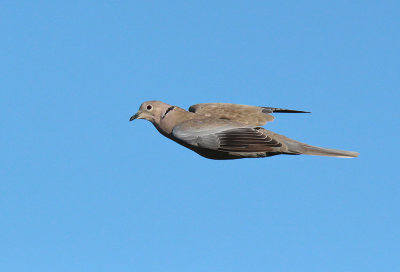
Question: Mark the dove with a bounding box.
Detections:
[129,101,359,160]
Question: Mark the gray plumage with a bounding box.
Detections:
[130,101,359,160]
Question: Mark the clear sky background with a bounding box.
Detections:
[1,1,399,271]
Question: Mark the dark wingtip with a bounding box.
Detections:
[273,109,311,113]
[262,107,311,114]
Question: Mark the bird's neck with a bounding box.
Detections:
[156,107,195,134]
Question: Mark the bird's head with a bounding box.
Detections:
[130,101,173,124]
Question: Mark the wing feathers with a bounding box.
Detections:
[262,107,310,114]
[172,121,284,153]
[216,128,283,152]
[189,103,308,126]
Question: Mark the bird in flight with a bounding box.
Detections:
[130,101,359,160]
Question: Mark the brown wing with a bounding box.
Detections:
[189,103,309,126]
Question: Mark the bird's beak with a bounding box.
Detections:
[129,112,140,121]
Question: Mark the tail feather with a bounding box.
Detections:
[302,144,359,158]
[285,142,359,158]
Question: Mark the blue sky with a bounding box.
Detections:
[1,1,399,271]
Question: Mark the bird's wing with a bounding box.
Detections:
[188,103,309,126]
[172,118,285,153]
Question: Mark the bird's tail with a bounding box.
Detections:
[285,141,359,158]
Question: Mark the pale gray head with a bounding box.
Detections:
[129,101,173,124]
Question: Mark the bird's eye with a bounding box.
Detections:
[146,105,153,110]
